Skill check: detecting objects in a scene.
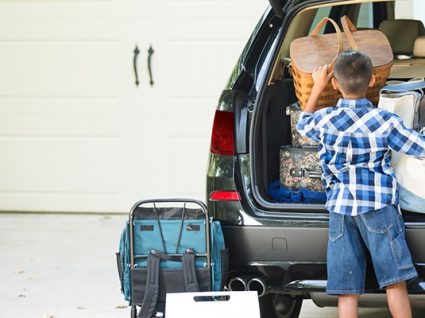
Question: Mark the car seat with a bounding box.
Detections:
[414,36,425,58]
[379,19,425,56]
[380,19,425,78]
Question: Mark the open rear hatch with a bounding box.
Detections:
[249,0,425,219]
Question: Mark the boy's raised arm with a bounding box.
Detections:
[303,65,332,113]
[296,112,320,142]
[296,65,332,142]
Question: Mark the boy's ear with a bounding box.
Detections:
[369,74,376,88]
[331,77,339,91]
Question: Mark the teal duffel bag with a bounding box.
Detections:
[116,199,228,318]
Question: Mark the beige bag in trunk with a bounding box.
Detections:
[290,16,393,110]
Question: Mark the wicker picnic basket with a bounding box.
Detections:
[290,16,393,110]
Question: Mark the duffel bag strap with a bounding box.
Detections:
[138,252,160,318]
[137,249,200,318]
[182,249,200,292]
[381,78,425,93]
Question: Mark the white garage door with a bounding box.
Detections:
[0,0,267,212]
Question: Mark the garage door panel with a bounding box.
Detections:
[159,97,216,117]
[169,1,267,20]
[117,116,173,204]
[0,20,119,41]
[0,2,119,20]
[119,0,167,19]
[0,115,120,137]
[169,137,209,200]
[0,98,118,116]
[0,42,118,97]
[0,137,120,193]
[161,114,213,139]
[170,19,264,41]
[171,40,245,97]
[131,117,212,200]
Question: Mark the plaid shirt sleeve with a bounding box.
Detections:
[296,111,321,142]
[389,116,425,158]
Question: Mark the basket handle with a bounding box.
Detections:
[310,17,344,69]
[341,15,358,50]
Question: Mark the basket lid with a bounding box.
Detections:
[290,30,393,73]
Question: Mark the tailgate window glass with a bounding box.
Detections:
[308,7,332,34]
[357,3,374,28]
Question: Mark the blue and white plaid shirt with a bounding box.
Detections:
[297,98,425,215]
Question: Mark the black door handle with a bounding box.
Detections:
[147,45,154,86]
[133,45,140,86]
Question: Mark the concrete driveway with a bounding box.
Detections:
[0,213,421,318]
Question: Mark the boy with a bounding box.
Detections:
[297,50,425,318]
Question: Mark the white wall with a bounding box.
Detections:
[395,0,413,18]
[413,0,425,22]
[396,0,425,22]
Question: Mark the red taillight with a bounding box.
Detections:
[210,110,234,155]
[209,190,241,201]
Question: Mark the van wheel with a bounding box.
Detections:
[259,294,302,318]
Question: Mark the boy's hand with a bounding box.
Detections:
[311,65,333,94]
[303,65,333,113]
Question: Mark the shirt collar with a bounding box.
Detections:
[336,98,373,109]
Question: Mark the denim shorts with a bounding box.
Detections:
[326,205,418,295]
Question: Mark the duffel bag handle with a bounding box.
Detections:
[341,15,359,50]
[382,77,425,92]
[310,17,344,69]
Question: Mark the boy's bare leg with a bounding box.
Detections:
[338,294,359,318]
[386,281,412,318]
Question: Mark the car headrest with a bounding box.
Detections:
[414,36,425,57]
[379,19,425,55]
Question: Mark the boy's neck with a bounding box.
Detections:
[341,92,366,100]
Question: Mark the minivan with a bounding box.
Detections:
[206,1,425,317]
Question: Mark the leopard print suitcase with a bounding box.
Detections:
[279,146,324,191]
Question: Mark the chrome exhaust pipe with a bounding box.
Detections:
[228,276,248,291]
[247,277,268,297]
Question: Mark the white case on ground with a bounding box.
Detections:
[165,291,260,318]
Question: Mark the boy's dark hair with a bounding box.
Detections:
[333,49,372,96]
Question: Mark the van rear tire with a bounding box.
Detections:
[259,294,302,318]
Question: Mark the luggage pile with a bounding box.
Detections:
[274,15,395,203]
[272,103,326,204]
[279,103,323,193]
[281,14,425,212]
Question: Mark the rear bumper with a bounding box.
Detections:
[223,225,328,265]
[283,279,425,294]
[223,225,425,295]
